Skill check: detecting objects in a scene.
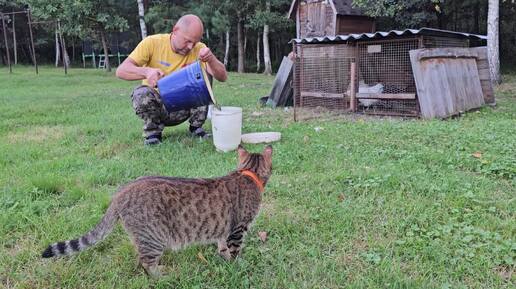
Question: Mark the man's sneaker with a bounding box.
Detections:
[189,127,211,139]
[144,134,162,146]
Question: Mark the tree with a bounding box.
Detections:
[488,0,500,84]
[352,0,442,28]
[262,1,272,75]
[237,10,244,73]
[24,0,131,72]
[206,0,255,73]
[249,0,292,75]
[211,9,231,67]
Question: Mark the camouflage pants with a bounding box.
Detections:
[131,85,208,138]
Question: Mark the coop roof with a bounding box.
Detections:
[288,0,365,19]
[290,28,487,44]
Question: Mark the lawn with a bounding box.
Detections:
[0,66,514,289]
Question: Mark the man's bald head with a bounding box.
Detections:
[171,14,204,55]
[174,14,203,37]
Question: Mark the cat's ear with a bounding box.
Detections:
[263,145,273,158]
[237,144,248,161]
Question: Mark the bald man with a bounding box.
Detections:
[116,14,227,145]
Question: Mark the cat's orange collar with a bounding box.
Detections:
[240,170,264,192]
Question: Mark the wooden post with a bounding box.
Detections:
[57,20,67,74]
[12,10,17,65]
[292,42,297,122]
[1,13,12,73]
[350,61,357,111]
[27,9,38,74]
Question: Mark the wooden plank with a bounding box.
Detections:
[410,48,485,119]
[350,62,357,111]
[301,91,345,99]
[277,77,293,107]
[415,47,483,61]
[472,47,488,60]
[357,93,416,100]
[478,68,490,80]
[267,56,293,108]
[476,60,489,70]
[470,47,495,104]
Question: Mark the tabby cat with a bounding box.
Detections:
[42,145,273,277]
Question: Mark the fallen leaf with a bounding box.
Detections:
[338,194,345,202]
[258,231,268,242]
[197,252,208,264]
[303,135,309,143]
[251,111,264,117]
[472,152,482,158]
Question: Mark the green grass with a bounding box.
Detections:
[0,66,514,289]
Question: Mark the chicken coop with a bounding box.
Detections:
[292,28,487,117]
[288,0,375,39]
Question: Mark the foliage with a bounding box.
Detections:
[248,0,293,32]
[23,0,132,37]
[2,0,516,69]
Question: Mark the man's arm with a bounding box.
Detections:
[116,58,164,87]
[199,47,227,82]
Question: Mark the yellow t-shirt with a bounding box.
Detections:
[128,34,207,86]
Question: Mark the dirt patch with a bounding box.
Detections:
[94,143,131,159]
[293,107,410,122]
[260,200,276,218]
[8,125,65,144]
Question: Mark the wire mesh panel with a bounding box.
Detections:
[356,38,420,116]
[292,33,476,119]
[422,36,469,48]
[294,43,355,112]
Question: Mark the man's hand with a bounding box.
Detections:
[199,47,215,63]
[145,68,165,87]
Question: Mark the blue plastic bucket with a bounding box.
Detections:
[157,61,216,112]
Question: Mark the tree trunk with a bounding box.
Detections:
[263,1,272,75]
[55,30,60,67]
[224,30,230,67]
[488,0,500,84]
[237,13,245,73]
[100,29,111,72]
[263,25,272,76]
[72,39,75,62]
[57,21,70,71]
[244,28,247,54]
[60,34,70,69]
[27,43,34,66]
[256,32,261,73]
[137,0,147,39]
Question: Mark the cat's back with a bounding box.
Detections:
[113,175,231,208]
[115,176,211,197]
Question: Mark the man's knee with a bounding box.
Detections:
[188,105,208,128]
[131,85,162,117]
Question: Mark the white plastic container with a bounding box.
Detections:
[211,106,242,152]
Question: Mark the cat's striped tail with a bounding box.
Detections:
[42,204,118,258]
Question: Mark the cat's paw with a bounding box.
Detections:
[145,265,167,279]
[218,248,232,260]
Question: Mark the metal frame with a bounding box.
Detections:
[1,9,39,74]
